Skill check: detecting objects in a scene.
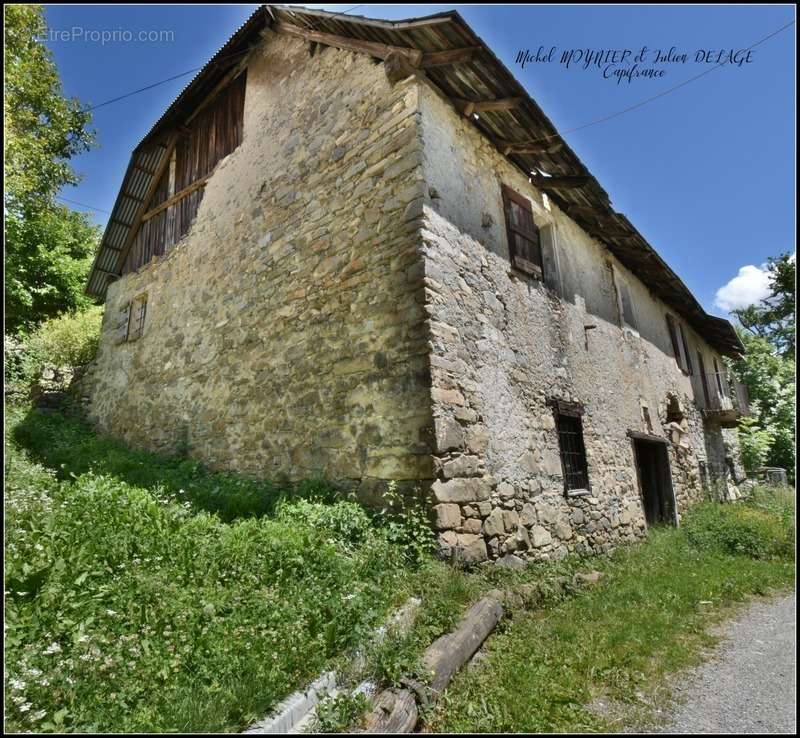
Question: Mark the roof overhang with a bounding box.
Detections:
[85,3,744,357]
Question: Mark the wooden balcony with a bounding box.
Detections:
[694,372,750,427]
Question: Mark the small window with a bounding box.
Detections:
[665,314,682,366]
[127,294,148,341]
[679,324,693,374]
[552,400,590,493]
[712,357,725,394]
[501,184,542,278]
[665,314,692,374]
[696,351,711,405]
[618,280,638,331]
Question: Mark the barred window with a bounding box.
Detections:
[127,294,147,341]
[551,400,590,493]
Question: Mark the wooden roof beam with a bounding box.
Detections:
[273,21,423,66]
[420,46,481,67]
[497,139,563,156]
[529,174,589,190]
[113,133,178,274]
[453,97,524,117]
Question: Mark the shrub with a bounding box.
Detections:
[4,307,103,398]
[683,499,794,560]
[28,305,103,368]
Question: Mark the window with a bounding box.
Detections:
[665,314,692,374]
[665,314,682,365]
[696,351,711,405]
[501,184,542,278]
[713,357,725,394]
[551,400,590,493]
[127,294,148,341]
[610,265,638,331]
[679,324,693,374]
[618,280,638,331]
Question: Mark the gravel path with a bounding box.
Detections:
[657,593,796,734]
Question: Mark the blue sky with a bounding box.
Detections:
[44,4,796,316]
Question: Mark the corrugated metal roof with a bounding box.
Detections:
[85,3,742,356]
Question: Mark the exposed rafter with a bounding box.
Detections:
[420,46,481,67]
[452,96,524,117]
[272,21,423,66]
[113,134,178,274]
[496,139,563,156]
[529,174,589,190]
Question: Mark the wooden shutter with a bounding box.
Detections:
[540,223,561,294]
[618,281,638,330]
[665,314,682,367]
[501,184,542,278]
[115,302,131,344]
[697,351,711,405]
[679,325,693,374]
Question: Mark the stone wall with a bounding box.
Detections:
[87,33,433,499]
[417,83,735,562]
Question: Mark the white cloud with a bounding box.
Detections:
[714,264,772,312]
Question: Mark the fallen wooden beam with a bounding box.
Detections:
[273,21,422,66]
[420,46,481,67]
[359,689,418,733]
[421,596,504,693]
[529,174,589,190]
[355,596,503,733]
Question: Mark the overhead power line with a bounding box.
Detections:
[82,5,364,112]
[56,195,111,214]
[60,11,792,215]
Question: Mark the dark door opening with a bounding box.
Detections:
[632,438,676,526]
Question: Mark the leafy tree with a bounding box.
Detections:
[732,253,795,359]
[732,331,795,477]
[4,4,99,332]
[729,255,796,483]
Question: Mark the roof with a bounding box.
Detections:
[85,3,743,357]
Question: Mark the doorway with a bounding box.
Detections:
[632,438,676,526]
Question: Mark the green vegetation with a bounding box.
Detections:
[5,307,103,398]
[4,407,430,732]
[5,4,100,333]
[730,252,795,478]
[429,498,795,734]
[5,405,794,733]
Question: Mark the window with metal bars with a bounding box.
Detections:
[552,401,590,493]
[127,294,147,341]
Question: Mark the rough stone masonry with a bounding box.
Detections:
[84,28,743,562]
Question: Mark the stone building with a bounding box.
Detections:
[84,5,749,562]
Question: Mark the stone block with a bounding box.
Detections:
[433,503,461,530]
[431,477,491,503]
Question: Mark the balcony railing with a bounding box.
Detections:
[695,371,750,424]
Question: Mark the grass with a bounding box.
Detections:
[4,406,438,733]
[428,513,795,733]
[8,406,336,521]
[5,405,795,733]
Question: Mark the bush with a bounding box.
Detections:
[4,307,103,397]
[683,498,794,560]
[29,305,103,368]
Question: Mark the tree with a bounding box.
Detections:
[732,331,795,478]
[4,4,99,332]
[732,253,796,359]
[729,251,796,480]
